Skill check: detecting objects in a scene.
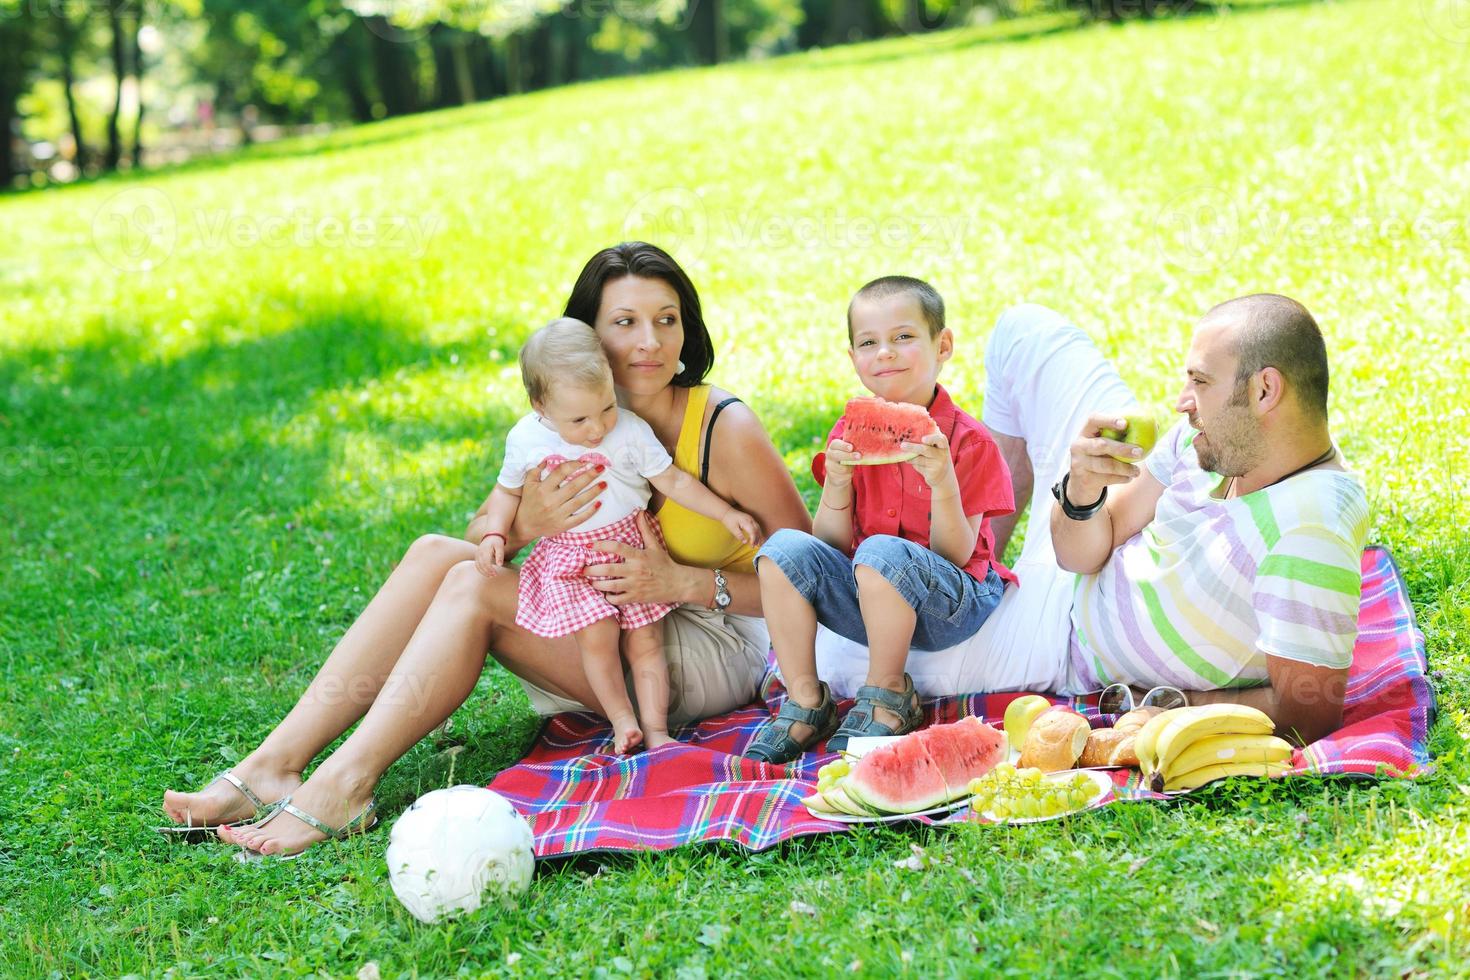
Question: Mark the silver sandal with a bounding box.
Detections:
[231,796,378,862]
[155,770,289,843]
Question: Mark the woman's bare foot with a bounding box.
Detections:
[219,766,375,858]
[644,729,677,749]
[611,715,643,755]
[162,757,303,828]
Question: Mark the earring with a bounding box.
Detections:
[677,359,687,373]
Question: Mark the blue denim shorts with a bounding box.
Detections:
[756,529,1006,651]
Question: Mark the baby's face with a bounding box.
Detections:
[536,380,619,448]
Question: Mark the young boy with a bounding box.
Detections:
[743,276,1016,764]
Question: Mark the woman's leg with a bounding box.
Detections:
[163,533,473,826]
[575,618,641,754]
[622,621,673,749]
[224,557,590,855]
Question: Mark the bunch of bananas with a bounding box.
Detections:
[1134,704,1295,792]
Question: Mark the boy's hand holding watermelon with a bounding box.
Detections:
[900,430,957,494]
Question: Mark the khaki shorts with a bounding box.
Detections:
[516,606,769,727]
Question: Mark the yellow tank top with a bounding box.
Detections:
[652,385,760,574]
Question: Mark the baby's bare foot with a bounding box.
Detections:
[644,730,677,750]
[162,760,301,828]
[612,717,644,755]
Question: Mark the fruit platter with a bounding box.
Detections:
[800,699,1296,825]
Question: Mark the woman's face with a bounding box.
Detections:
[591,276,684,398]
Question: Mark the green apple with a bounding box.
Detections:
[1098,412,1159,464]
[1002,694,1051,753]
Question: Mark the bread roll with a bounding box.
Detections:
[1078,728,1140,768]
[1114,706,1165,734]
[1018,709,1091,772]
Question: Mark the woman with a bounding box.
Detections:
[163,243,811,857]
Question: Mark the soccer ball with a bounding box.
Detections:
[385,786,535,924]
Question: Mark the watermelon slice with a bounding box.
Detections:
[840,396,940,466]
[915,717,1008,800]
[844,718,1007,813]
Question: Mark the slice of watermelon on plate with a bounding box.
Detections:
[841,396,939,465]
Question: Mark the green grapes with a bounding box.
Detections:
[968,765,1103,822]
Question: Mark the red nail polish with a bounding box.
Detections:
[599,481,608,490]
[594,501,602,508]
[596,465,606,473]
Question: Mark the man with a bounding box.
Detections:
[813,295,1368,744]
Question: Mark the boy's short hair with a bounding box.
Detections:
[847,275,946,342]
[519,317,612,405]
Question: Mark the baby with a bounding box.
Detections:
[478,318,761,753]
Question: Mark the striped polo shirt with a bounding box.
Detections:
[1069,422,1370,691]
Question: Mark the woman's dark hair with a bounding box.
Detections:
[562,242,713,388]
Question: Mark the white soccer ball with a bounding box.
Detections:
[385,786,535,924]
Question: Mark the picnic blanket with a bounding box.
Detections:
[487,545,1435,858]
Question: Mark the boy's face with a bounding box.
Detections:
[847,293,953,406]
[535,379,619,448]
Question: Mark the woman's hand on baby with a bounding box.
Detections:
[902,432,956,490]
[585,511,680,605]
[722,508,762,547]
[475,537,506,577]
[823,438,859,488]
[515,457,606,539]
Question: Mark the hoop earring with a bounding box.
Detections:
[677,359,687,374]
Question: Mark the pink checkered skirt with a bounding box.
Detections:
[514,509,678,639]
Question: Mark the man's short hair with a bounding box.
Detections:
[847,275,946,341]
[1205,293,1329,420]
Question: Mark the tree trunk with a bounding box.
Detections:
[690,0,729,64]
[130,11,145,169]
[58,13,90,172]
[505,33,524,95]
[366,15,420,116]
[334,22,376,122]
[431,26,458,108]
[104,1,126,171]
[0,67,17,189]
[452,35,476,104]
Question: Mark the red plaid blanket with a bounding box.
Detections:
[487,546,1434,857]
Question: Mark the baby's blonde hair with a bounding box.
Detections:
[519,317,613,406]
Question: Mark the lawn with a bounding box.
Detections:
[2,0,1468,975]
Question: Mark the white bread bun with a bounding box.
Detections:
[1078,727,1139,768]
[1018,709,1091,772]
[1114,706,1164,734]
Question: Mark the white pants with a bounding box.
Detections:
[814,304,1138,697]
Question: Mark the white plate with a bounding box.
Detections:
[967,769,1116,826]
[802,793,976,824]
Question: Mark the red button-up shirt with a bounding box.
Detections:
[812,384,1017,586]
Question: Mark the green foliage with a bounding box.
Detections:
[2,0,1466,975]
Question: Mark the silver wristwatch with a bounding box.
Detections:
[711,568,732,611]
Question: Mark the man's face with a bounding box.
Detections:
[1176,318,1264,477]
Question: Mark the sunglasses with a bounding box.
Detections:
[1096,683,1188,716]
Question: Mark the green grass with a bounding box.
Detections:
[3,0,1469,975]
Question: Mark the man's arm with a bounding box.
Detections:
[1051,412,1168,574]
[1182,656,1348,746]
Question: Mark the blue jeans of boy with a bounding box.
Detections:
[756,529,1005,651]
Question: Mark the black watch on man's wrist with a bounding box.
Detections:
[1051,473,1108,521]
